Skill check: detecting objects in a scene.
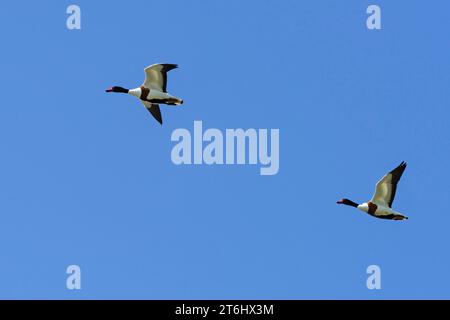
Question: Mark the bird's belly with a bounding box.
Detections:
[374,205,396,216]
[148,90,171,100]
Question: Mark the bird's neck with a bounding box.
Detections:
[115,86,129,94]
[344,199,359,208]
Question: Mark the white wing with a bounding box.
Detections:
[371,162,407,208]
[142,64,178,92]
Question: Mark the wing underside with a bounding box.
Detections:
[371,161,407,208]
[143,64,178,93]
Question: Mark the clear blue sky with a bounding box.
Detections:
[1,0,449,299]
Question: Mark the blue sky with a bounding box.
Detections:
[1,0,450,299]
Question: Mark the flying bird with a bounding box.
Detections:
[337,162,409,220]
[106,63,183,125]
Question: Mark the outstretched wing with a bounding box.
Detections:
[142,101,162,125]
[142,64,178,93]
[371,161,407,208]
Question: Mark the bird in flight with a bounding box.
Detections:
[106,63,183,125]
[337,162,408,220]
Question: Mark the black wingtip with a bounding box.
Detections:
[397,161,407,168]
[162,64,178,72]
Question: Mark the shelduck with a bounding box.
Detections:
[337,162,409,220]
[106,63,183,125]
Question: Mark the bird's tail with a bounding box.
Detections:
[170,97,183,105]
